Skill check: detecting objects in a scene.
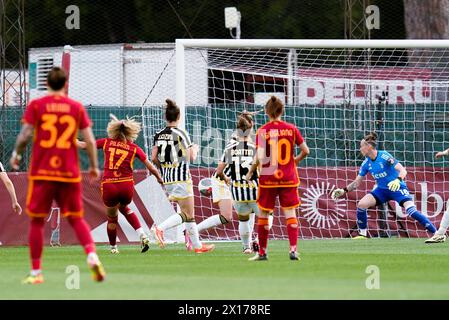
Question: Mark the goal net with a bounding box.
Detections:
[18,40,449,246]
[170,39,449,240]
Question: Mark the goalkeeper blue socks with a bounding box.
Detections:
[356,208,368,230]
[406,206,436,233]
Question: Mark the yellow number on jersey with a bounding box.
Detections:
[108,147,129,170]
[40,114,77,149]
[268,138,291,166]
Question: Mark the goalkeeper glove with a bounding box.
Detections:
[387,178,402,192]
[331,188,347,200]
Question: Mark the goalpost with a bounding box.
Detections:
[172,39,449,240]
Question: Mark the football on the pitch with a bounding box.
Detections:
[198,178,213,196]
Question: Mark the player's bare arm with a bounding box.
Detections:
[10,123,33,170]
[331,174,365,199]
[188,143,199,162]
[294,141,310,165]
[80,126,99,180]
[151,145,161,169]
[144,159,163,184]
[245,154,259,181]
[215,162,230,184]
[76,139,87,149]
[435,147,449,159]
[0,172,22,215]
[394,162,407,180]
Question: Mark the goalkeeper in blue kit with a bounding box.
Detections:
[332,132,436,238]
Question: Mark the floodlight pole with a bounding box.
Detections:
[235,11,241,39]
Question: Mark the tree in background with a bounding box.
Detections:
[404,0,449,38]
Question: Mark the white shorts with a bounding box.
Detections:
[233,201,259,215]
[212,177,232,203]
[165,181,194,201]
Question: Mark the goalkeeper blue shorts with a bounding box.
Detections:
[370,185,413,207]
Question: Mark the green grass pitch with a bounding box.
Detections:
[1,238,449,300]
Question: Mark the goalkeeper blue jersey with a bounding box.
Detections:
[358,150,406,189]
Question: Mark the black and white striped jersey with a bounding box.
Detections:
[212,136,237,181]
[220,140,258,202]
[0,161,5,173]
[153,126,193,184]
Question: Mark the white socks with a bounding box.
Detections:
[87,252,99,264]
[249,213,256,235]
[197,214,223,233]
[437,209,449,235]
[158,214,184,231]
[185,222,202,249]
[136,227,146,238]
[31,269,41,276]
[239,220,251,249]
[359,229,367,236]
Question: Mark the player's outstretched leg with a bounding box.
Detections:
[405,204,436,234]
[185,218,215,254]
[197,198,232,236]
[68,216,106,282]
[151,212,187,248]
[179,197,214,254]
[197,214,229,233]
[22,217,45,284]
[119,205,149,253]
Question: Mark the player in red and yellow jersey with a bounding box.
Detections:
[246,96,310,261]
[78,115,163,254]
[10,67,105,284]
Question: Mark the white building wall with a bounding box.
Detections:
[28,43,208,107]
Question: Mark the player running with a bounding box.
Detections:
[150,99,214,254]
[332,132,437,238]
[215,112,261,253]
[425,147,449,243]
[77,114,164,254]
[196,137,235,241]
[10,67,105,284]
[246,96,310,261]
[196,112,264,253]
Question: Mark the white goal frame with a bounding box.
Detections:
[175,38,449,128]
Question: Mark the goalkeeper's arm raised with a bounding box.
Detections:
[331,175,365,199]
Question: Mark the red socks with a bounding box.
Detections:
[257,217,270,256]
[286,217,298,252]
[28,216,96,273]
[29,218,45,270]
[119,206,141,230]
[67,216,96,254]
[105,215,118,246]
